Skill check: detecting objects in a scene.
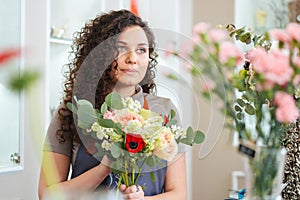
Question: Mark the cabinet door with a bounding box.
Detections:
[0,0,49,198]
[0,0,23,174]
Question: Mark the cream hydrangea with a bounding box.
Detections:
[91,122,114,140]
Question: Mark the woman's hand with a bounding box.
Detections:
[119,184,144,200]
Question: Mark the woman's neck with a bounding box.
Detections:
[113,85,136,98]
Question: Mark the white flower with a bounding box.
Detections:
[124,120,142,133]
[91,122,114,140]
[102,140,112,151]
[122,97,141,113]
[142,116,164,134]
[171,125,186,140]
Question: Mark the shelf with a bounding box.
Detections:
[50,37,73,45]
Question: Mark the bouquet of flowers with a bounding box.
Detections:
[67,92,204,188]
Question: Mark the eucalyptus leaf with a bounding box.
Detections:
[110,161,122,174]
[113,122,123,134]
[100,102,108,114]
[245,103,256,115]
[181,127,195,145]
[66,102,77,114]
[170,109,176,119]
[76,100,97,126]
[105,92,124,109]
[237,98,245,107]
[234,105,242,112]
[236,112,243,120]
[78,120,92,130]
[194,131,205,144]
[111,142,122,158]
[98,118,115,128]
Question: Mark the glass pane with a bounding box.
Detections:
[0,0,21,171]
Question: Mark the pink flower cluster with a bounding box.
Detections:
[246,48,293,88]
[270,23,300,43]
[192,22,244,67]
[219,42,244,66]
[274,91,299,123]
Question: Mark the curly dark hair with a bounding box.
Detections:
[57,9,158,143]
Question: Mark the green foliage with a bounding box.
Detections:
[228,25,272,50]
[8,69,40,92]
[111,142,122,159]
[76,100,97,129]
[180,127,205,145]
[105,92,124,109]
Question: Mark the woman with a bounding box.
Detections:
[38,9,187,200]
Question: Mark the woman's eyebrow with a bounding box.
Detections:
[117,40,148,46]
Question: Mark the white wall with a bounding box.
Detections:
[191,1,244,200]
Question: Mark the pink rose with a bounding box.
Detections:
[218,42,244,66]
[154,128,178,161]
[113,112,144,128]
[286,23,300,42]
[274,91,299,123]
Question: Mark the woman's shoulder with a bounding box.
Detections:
[144,93,174,106]
[144,94,180,117]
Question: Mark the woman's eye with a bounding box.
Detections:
[136,48,147,54]
[117,46,126,52]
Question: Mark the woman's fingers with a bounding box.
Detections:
[119,184,127,192]
[120,184,144,200]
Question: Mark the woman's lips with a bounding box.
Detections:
[120,68,137,73]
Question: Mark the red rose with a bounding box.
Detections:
[125,133,146,153]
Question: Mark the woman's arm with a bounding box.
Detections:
[38,152,111,199]
[121,153,187,200]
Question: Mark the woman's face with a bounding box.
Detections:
[114,25,149,89]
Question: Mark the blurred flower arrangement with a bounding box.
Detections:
[167,22,300,198]
[170,22,300,148]
[67,92,204,189]
[0,48,39,92]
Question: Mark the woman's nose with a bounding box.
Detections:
[125,50,137,64]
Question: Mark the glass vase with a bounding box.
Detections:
[243,147,286,200]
